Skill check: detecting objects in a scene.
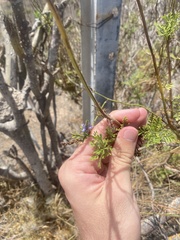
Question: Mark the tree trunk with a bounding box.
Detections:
[5,116,54,196]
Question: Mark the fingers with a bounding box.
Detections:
[110,107,147,128]
[107,126,139,194]
[74,108,147,159]
[91,108,147,138]
[112,126,138,165]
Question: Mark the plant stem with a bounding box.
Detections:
[46,0,120,126]
[93,90,166,120]
[166,36,173,119]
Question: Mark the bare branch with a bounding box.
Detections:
[3,15,24,59]
[5,145,37,184]
[8,0,41,99]
[0,70,21,123]
[0,166,28,180]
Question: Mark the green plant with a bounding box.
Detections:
[34,8,53,31]
[90,126,117,168]
[122,12,139,39]
[90,131,113,168]
[72,119,128,168]
[136,0,180,141]
[139,114,177,147]
[155,12,180,39]
[125,69,146,104]
[151,167,173,185]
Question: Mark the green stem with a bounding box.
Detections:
[93,90,163,120]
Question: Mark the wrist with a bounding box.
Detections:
[75,217,140,240]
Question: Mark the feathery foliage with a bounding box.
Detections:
[140,114,177,147]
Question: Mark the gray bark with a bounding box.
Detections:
[9,0,41,99]
[0,166,28,180]
[0,70,54,196]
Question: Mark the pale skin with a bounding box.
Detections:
[59,108,147,240]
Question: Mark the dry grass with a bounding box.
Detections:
[133,148,180,213]
[132,147,180,239]
[0,181,77,240]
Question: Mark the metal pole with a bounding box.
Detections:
[95,0,122,113]
[80,0,122,124]
[80,0,95,125]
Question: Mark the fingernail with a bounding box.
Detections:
[123,128,138,142]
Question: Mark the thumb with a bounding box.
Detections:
[113,126,138,163]
[108,126,138,192]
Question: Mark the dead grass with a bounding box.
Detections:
[132,147,180,239]
[0,181,77,240]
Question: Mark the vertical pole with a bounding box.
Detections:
[80,0,95,125]
[95,0,122,113]
[80,0,122,124]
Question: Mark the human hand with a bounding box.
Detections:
[59,108,147,240]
